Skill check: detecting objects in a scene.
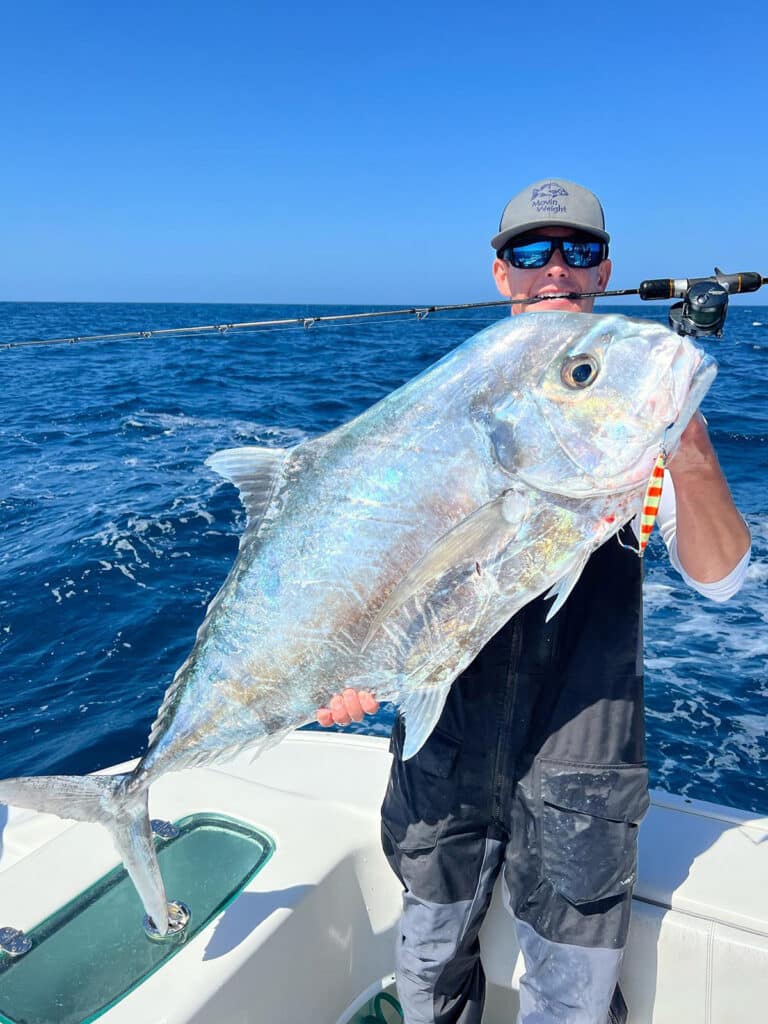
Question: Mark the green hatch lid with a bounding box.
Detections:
[0,813,274,1024]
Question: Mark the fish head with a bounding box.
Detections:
[486,311,717,499]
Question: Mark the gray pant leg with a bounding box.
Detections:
[501,761,648,1023]
[511,904,622,1024]
[389,836,505,1024]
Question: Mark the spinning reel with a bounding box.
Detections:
[638,270,764,339]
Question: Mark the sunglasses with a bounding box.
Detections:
[500,234,608,270]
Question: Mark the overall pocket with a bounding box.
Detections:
[538,758,649,906]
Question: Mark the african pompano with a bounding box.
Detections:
[0,312,716,933]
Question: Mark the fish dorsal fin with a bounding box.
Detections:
[362,489,529,652]
[206,446,289,529]
[399,683,453,760]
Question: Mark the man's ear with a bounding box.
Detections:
[493,258,512,297]
[597,257,612,291]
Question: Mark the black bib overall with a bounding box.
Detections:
[381,531,648,1024]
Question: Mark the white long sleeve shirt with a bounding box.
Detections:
[639,475,751,602]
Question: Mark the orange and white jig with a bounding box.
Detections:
[636,446,667,555]
[616,436,668,557]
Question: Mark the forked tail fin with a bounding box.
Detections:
[0,772,171,934]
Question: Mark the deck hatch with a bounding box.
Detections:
[0,813,274,1024]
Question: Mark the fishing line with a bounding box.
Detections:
[2,272,765,350]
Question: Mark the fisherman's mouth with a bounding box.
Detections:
[529,293,583,312]
[529,288,583,308]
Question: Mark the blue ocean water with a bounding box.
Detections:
[0,302,765,812]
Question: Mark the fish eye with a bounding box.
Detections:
[561,354,599,390]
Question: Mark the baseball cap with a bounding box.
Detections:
[491,178,610,252]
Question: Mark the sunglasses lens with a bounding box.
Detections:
[502,237,605,270]
[506,241,553,269]
[562,240,604,268]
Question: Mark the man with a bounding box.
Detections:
[318,179,751,1023]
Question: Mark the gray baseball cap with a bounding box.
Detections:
[491,178,610,251]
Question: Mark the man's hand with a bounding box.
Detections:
[316,689,379,727]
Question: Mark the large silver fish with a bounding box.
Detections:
[0,312,716,933]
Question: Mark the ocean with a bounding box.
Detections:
[0,302,765,813]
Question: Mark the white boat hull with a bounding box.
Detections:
[1,732,766,1022]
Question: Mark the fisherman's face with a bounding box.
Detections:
[492,226,612,315]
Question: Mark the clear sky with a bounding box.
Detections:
[2,1,766,304]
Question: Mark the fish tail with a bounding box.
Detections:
[0,771,171,934]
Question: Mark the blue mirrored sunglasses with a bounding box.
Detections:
[500,235,607,270]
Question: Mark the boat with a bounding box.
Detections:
[0,729,766,1022]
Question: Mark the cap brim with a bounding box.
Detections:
[491,220,610,252]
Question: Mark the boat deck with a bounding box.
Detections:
[0,732,766,1022]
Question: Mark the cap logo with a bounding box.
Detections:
[530,181,568,215]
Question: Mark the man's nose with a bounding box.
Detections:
[544,245,568,274]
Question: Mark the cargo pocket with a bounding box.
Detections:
[382,722,462,853]
[539,758,649,906]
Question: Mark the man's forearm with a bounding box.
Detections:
[667,415,751,583]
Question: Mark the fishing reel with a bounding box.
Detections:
[639,269,763,339]
[667,280,729,339]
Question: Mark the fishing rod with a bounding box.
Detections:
[2,269,765,350]
[518,268,766,339]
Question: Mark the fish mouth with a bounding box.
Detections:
[615,345,718,496]
[626,348,720,495]
[664,348,718,450]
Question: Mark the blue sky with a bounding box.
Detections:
[2,1,766,304]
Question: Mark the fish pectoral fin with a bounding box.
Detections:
[399,684,453,760]
[542,553,591,621]
[206,445,290,530]
[362,490,528,652]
